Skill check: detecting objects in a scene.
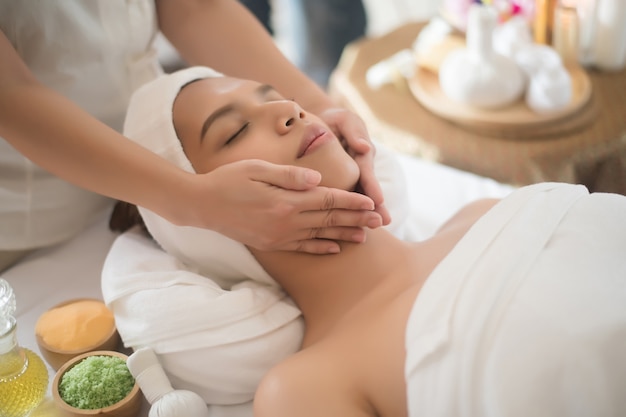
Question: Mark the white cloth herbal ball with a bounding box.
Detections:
[148,390,210,417]
[127,347,210,417]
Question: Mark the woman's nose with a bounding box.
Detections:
[272,101,306,134]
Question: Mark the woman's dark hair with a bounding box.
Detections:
[109,200,149,235]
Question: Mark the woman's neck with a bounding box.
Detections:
[250,228,418,337]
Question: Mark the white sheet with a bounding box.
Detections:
[6,150,514,416]
[405,183,626,417]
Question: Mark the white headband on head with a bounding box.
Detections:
[123,66,276,288]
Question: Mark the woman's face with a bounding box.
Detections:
[172,77,360,191]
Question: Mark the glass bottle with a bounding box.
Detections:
[0,278,49,417]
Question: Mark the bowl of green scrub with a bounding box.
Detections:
[51,350,142,417]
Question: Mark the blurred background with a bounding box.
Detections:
[157,0,442,87]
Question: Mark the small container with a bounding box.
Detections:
[52,351,142,417]
[35,298,120,370]
[0,279,48,417]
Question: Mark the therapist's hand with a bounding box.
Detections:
[201,159,383,254]
[317,107,392,226]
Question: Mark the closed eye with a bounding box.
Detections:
[225,122,249,145]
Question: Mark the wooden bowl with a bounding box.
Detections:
[52,351,142,417]
[35,298,121,370]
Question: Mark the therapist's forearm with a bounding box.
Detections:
[156,0,336,114]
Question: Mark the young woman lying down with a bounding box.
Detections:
[105,66,626,417]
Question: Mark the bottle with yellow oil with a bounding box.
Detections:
[0,278,48,417]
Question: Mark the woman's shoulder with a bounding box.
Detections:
[436,198,501,235]
[254,346,374,417]
[254,348,372,417]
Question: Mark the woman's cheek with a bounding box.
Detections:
[317,154,360,190]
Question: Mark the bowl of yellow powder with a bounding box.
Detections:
[35,298,120,370]
[52,350,142,417]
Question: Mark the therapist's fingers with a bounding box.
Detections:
[279,213,381,255]
[246,159,323,191]
[297,208,382,235]
[295,185,376,212]
[318,107,371,153]
[287,204,383,246]
[354,151,392,225]
[318,108,391,225]
[279,225,370,255]
[285,236,349,255]
[272,190,383,254]
[245,160,377,211]
[344,130,391,225]
[244,159,389,226]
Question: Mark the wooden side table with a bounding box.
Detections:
[329,22,626,195]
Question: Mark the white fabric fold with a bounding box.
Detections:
[102,229,305,406]
[405,182,626,417]
[102,230,302,353]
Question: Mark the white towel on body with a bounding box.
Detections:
[405,182,626,417]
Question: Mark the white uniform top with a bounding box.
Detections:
[0,0,162,250]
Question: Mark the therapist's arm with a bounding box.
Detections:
[0,30,378,253]
[156,0,391,225]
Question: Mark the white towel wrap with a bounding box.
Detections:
[405,183,626,417]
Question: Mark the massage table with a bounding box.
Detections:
[6,149,515,416]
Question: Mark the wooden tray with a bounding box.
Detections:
[407,64,593,138]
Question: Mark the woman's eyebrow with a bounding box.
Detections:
[257,83,276,96]
[199,84,279,142]
[200,104,235,142]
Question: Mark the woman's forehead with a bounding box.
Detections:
[181,76,257,100]
[173,77,256,137]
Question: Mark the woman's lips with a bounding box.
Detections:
[298,125,332,158]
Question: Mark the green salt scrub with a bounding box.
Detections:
[59,355,135,409]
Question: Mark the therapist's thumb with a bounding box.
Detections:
[251,161,321,191]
